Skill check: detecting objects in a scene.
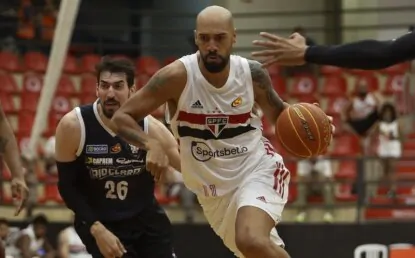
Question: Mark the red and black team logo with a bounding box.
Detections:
[206,116,228,137]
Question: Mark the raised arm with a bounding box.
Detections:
[252,31,415,69]
[249,60,289,125]
[111,61,186,150]
[55,111,97,229]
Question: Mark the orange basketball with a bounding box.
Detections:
[276,103,332,158]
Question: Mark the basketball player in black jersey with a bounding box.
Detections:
[55,57,180,258]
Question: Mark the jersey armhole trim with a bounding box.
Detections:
[74,107,86,157]
[143,116,149,134]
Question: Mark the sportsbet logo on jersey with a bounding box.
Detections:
[191,141,248,162]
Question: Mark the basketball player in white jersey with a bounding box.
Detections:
[112,6,335,258]
[58,219,92,258]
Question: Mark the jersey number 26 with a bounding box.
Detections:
[105,180,128,200]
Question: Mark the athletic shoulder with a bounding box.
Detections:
[246,59,272,89]
[55,110,82,159]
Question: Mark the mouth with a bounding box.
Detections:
[104,102,119,108]
[207,55,219,61]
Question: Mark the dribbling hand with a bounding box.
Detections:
[146,139,169,183]
[91,222,126,258]
[11,173,29,216]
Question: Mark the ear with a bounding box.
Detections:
[96,83,99,98]
[233,28,237,44]
[129,85,136,94]
[194,30,198,45]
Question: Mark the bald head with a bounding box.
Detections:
[196,5,234,31]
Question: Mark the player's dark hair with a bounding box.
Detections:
[379,102,397,122]
[32,214,49,226]
[95,56,135,88]
[0,218,9,226]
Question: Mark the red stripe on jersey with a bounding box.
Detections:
[177,111,251,125]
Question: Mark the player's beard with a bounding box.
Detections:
[101,99,120,119]
[201,52,229,73]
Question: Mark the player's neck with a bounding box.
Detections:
[198,60,230,88]
[97,104,113,128]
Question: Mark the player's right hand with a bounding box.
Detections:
[91,223,126,258]
[251,32,308,67]
[146,139,169,183]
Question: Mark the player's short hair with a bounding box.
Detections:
[0,218,9,226]
[95,56,135,88]
[32,214,49,226]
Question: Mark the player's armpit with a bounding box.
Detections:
[112,61,186,150]
[147,116,181,172]
[249,60,289,125]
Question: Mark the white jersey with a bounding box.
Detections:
[21,225,44,254]
[2,227,21,258]
[378,120,402,157]
[351,93,377,119]
[169,53,273,196]
[63,227,91,258]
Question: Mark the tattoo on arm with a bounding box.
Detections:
[0,136,8,154]
[248,60,285,113]
[145,72,167,93]
[117,128,148,150]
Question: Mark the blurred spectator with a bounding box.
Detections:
[21,155,38,219]
[43,135,57,175]
[376,103,403,197]
[295,156,334,223]
[16,214,55,258]
[58,216,92,258]
[0,1,19,53]
[0,218,21,258]
[39,0,58,41]
[344,80,380,154]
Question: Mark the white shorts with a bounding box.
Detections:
[197,154,290,258]
[377,141,402,158]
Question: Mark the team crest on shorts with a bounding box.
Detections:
[205,116,228,137]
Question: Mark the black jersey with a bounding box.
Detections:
[74,101,155,222]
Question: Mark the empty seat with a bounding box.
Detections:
[136,56,160,76]
[80,74,96,95]
[79,94,97,105]
[56,75,77,96]
[331,134,361,156]
[0,73,19,94]
[81,54,101,73]
[271,75,287,99]
[380,62,410,75]
[24,51,47,72]
[22,73,43,94]
[321,76,347,97]
[335,161,357,179]
[0,52,21,72]
[63,55,79,74]
[51,95,72,114]
[20,93,39,112]
[290,75,318,98]
[383,74,408,95]
[325,97,349,117]
[320,65,344,76]
[17,112,35,136]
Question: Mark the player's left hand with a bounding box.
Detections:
[313,103,335,154]
[11,173,29,216]
[252,32,308,67]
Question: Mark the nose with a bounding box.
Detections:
[106,87,115,98]
[206,38,219,52]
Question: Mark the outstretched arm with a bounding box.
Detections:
[111,61,186,150]
[305,31,415,69]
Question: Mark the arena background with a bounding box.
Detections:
[1,0,415,257]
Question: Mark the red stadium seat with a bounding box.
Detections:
[353,75,379,92]
[0,52,21,72]
[325,97,349,117]
[335,161,357,179]
[320,65,344,76]
[331,134,361,156]
[80,74,97,95]
[271,76,287,99]
[63,55,79,74]
[380,62,410,75]
[79,94,97,105]
[321,76,347,97]
[0,73,19,94]
[0,92,17,114]
[81,54,101,73]
[46,112,64,136]
[22,73,43,94]
[136,56,160,76]
[335,183,357,202]
[136,74,150,89]
[382,74,408,95]
[24,51,47,72]
[16,114,33,137]
[39,176,63,203]
[56,75,77,96]
[20,93,39,112]
[163,57,176,66]
[51,95,72,114]
[291,75,318,98]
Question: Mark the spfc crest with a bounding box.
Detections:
[206,116,228,137]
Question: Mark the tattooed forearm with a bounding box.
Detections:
[144,72,167,93]
[248,60,285,113]
[117,127,148,150]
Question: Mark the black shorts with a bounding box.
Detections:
[74,203,175,258]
